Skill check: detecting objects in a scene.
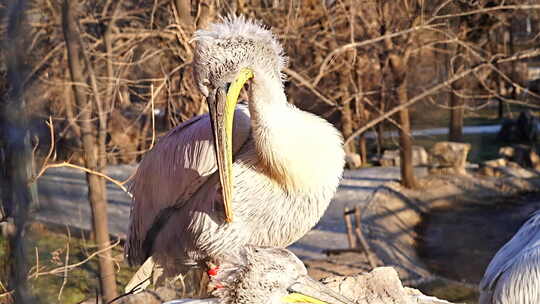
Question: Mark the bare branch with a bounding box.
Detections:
[432,4,540,21]
[283,67,336,106]
[314,24,444,86]
[344,48,540,146]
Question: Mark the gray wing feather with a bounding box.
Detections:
[479,211,540,304]
[126,105,251,265]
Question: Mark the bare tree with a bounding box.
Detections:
[372,0,423,188]
[1,0,38,302]
[61,1,118,301]
[448,44,466,142]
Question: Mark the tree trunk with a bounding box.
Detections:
[396,81,418,189]
[62,1,118,302]
[388,52,418,189]
[174,0,193,30]
[376,117,384,157]
[341,104,357,155]
[497,81,505,120]
[355,74,368,164]
[448,42,464,142]
[448,87,464,142]
[196,0,214,29]
[358,135,367,164]
[2,1,37,302]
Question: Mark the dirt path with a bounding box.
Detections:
[33,165,427,261]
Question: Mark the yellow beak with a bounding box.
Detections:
[282,275,355,304]
[207,68,253,223]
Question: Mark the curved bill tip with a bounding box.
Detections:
[284,276,355,304]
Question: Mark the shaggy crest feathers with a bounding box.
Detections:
[192,15,288,81]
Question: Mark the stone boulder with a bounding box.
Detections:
[322,267,452,304]
[346,153,363,169]
[499,145,540,170]
[428,142,471,175]
[380,149,400,167]
[379,146,428,167]
[479,158,507,177]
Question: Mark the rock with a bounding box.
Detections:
[479,158,507,177]
[413,146,429,166]
[428,142,471,175]
[115,291,162,304]
[346,153,363,169]
[479,166,500,177]
[379,146,428,167]
[507,161,521,168]
[499,146,515,158]
[322,267,453,304]
[380,149,400,167]
[499,145,540,169]
[485,158,507,167]
[497,111,539,143]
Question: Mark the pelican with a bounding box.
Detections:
[162,246,354,304]
[125,16,345,288]
[479,210,540,304]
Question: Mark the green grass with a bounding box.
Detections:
[0,223,137,304]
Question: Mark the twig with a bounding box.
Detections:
[33,117,56,182]
[37,162,132,197]
[343,208,356,248]
[314,24,444,86]
[30,239,121,279]
[30,115,133,196]
[354,227,377,269]
[283,67,336,107]
[432,4,540,21]
[0,280,13,301]
[35,247,39,277]
[58,226,71,300]
[149,83,156,150]
[353,207,377,269]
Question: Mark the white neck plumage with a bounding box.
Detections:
[247,69,345,195]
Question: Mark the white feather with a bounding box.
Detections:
[479,211,540,304]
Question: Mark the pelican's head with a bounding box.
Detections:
[210,246,355,304]
[193,16,286,96]
[192,16,287,223]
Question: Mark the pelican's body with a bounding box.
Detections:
[125,16,344,279]
[479,211,540,304]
